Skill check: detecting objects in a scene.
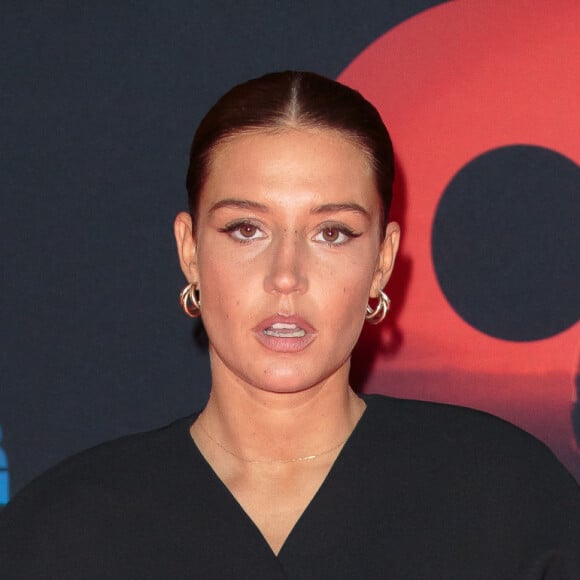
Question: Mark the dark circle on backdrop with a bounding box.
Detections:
[432,145,580,342]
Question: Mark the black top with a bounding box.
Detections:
[1,394,579,579]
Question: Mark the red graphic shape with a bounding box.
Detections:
[340,0,580,480]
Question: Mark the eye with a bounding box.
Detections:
[220,220,266,242]
[237,224,259,238]
[313,225,360,246]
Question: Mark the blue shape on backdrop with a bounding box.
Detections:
[0,424,9,507]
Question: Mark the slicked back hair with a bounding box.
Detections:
[186,71,394,237]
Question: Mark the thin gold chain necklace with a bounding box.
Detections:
[196,419,349,465]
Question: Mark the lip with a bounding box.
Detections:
[252,314,317,353]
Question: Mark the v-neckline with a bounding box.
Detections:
[182,396,372,559]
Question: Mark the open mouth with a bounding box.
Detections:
[253,315,316,352]
[263,322,307,338]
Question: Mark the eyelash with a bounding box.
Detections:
[218,220,265,243]
[219,220,361,246]
[313,224,361,246]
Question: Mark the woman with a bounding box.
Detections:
[1,71,578,578]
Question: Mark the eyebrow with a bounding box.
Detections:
[208,198,270,214]
[208,198,370,219]
[311,202,370,219]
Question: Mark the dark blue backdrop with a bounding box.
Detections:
[0,0,443,500]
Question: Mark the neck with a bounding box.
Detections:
[195,363,365,463]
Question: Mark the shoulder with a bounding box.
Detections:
[353,395,580,576]
[360,393,579,495]
[0,415,195,540]
[0,415,202,576]
[363,392,559,451]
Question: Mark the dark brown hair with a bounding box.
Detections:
[186,71,394,236]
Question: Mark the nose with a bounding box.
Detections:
[263,232,308,295]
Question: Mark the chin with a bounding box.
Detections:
[249,363,340,395]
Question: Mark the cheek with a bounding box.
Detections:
[319,264,374,330]
[197,250,261,328]
[322,250,376,294]
[320,284,367,363]
[198,237,244,287]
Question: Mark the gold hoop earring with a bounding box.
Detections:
[365,289,391,325]
[180,283,201,318]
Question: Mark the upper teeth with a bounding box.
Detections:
[264,322,306,338]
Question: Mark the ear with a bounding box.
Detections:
[174,211,199,283]
[370,221,400,297]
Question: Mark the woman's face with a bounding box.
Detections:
[175,128,399,395]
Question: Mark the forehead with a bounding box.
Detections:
[201,128,379,210]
